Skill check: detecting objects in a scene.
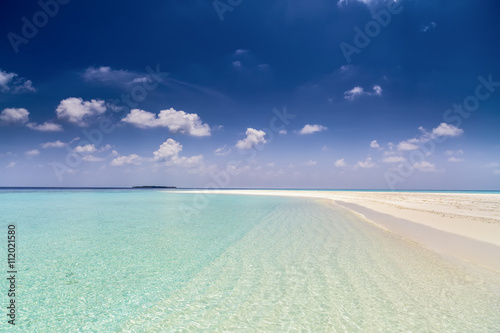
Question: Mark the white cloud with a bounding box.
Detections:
[236,128,267,149]
[344,86,364,101]
[396,123,464,152]
[355,157,375,169]
[232,61,242,68]
[83,66,134,83]
[121,108,211,136]
[56,97,107,126]
[420,22,437,32]
[100,144,112,152]
[153,139,183,160]
[214,145,231,156]
[344,85,382,101]
[267,162,275,167]
[153,138,204,168]
[279,129,287,135]
[167,155,204,168]
[448,157,464,162]
[413,161,437,172]
[298,124,327,135]
[397,141,420,151]
[383,156,406,163]
[235,49,247,55]
[0,69,36,93]
[41,140,66,149]
[25,149,40,157]
[303,160,317,166]
[431,123,463,137]
[334,159,347,167]
[494,170,500,175]
[0,108,29,124]
[82,155,105,162]
[6,162,16,168]
[110,154,142,166]
[74,144,97,154]
[372,85,382,96]
[27,122,63,132]
[370,140,380,148]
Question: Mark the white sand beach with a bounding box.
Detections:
[175,190,500,272]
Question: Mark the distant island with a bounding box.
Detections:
[132,186,177,189]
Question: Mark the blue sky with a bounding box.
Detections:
[0,0,499,189]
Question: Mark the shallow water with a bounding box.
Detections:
[0,190,499,331]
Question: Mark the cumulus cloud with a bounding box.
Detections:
[6,162,16,168]
[431,123,464,137]
[214,145,231,156]
[397,123,464,152]
[232,61,242,68]
[448,157,464,162]
[413,161,437,172]
[153,138,204,168]
[355,157,375,169]
[344,85,382,101]
[74,144,97,154]
[236,128,267,149]
[334,159,347,167]
[397,140,420,151]
[121,108,211,136]
[110,154,142,166]
[0,108,29,124]
[383,156,406,163]
[370,140,380,148]
[41,141,66,149]
[153,139,183,160]
[56,97,107,126]
[25,149,40,157]
[279,129,287,135]
[82,155,105,162]
[298,124,327,135]
[27,122,63,132]
[0,69,36,93]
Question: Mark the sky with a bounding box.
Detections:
[0,0,499,189]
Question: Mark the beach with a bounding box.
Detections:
[176,190,500,272]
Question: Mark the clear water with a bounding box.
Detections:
[0,190,499,332]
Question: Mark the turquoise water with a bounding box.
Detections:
[0,190,499,331]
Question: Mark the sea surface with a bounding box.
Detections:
[0,189,499,332]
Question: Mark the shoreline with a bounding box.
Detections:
[169,189,500,272]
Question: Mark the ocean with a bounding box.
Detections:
[1,189,499,331]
